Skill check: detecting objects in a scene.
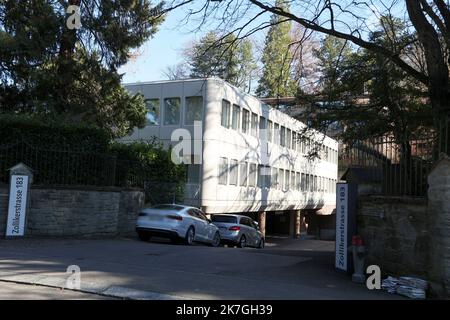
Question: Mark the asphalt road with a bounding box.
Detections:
[0,236,400,300]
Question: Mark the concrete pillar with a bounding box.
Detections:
[258,211,266,237]
[289,210,301,239]
[427,154,450,297]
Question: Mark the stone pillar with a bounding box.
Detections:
[258,211,266,237]
[427,154,450,297]
[289,210,301,238]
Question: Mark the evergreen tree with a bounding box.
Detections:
[0,0,164,137]
[309,17,430,144]
[256,0,296,98]
[187,31,256,91]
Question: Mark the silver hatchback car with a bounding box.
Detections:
[210,214,264,248]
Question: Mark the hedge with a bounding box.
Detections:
[0,113,110,152]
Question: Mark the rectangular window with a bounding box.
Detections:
[292,132,297,151]
[279,169,284,190]
[301,137,306,153]
[271,167,278,188]
[185,96,203,125]
[313,175,317,192]
[301,173,305,191]
[257,165,265,188]
[231,104,240,130]
[239,161,248,186]
[280,126,286,147]
[306,174,310,192]
[145,99,160,125]
[187,164,200,183]
[242,109,250,134]
[259,116,266,140]
[284,170,290,191]
[291,171,296,190]
[264,166,271,187]
[163,97,181,125]
[286,129,292,149]
[251,113,258,137]
[248,163,257,187]
[268,120,273,142]
[218,158,228,185]
[221,100,231,128]
[296,172,301,190]
[274,123,280,144]
[229,159,238,185]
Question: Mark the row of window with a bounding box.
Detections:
[144,96,203,126]
[221,99,338,164]
[218,157,337,193]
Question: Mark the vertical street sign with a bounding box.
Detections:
[335,183,357,273]
[5,163,33,237]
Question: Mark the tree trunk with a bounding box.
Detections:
[406,1,450,154]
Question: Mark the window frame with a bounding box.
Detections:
[163,97,181,126]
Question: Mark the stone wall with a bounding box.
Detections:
[427,155,450,296]
[357,195,429,278]
[0,186,144,238]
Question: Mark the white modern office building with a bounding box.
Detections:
[121,78,338,236]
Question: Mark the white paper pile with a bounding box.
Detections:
[398,277,428,291]
[381,276,399,294]
[381,276,428,299]
[396,285,426,299]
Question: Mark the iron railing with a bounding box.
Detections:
[0,140,185,204]
[0,140,117,186]
[340,118,449,197]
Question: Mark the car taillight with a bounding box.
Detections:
[229,226,240,231]
[167,215,183,221]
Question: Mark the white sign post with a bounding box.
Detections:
[5,163,33,238]
[335,182,357,273]
[335,183,348,271]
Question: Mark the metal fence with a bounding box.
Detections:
[340,118,450,197]
[0,140,117,186]
[0,140,185,204]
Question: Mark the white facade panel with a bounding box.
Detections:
[123,78,338,214]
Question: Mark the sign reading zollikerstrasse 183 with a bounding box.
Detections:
[6,175,29,236]
[335,183,348,271]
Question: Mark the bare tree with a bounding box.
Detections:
[163,0,450,140]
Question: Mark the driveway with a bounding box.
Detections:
[0,236,399,300]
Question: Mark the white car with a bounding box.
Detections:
[136,204,221,246]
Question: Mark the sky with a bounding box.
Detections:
[119,7,209,84]
[118,1,403,86]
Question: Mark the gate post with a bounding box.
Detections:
[427,154,450,297]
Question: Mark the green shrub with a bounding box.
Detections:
[0,113,110,152]
[110,141,186,204]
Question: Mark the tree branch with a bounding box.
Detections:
[248,0,429,85]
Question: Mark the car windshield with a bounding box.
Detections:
[211,215,238,223]
[150,204,184,211]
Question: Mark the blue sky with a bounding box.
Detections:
[119,8,201,84]
[118,1,403,85]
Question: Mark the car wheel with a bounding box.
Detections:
[258,239,265,249]
[238,235,246,248]
[138,231,151,242]
[184,227,195,245]
[211,232,221,247]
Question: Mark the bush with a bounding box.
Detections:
[110,141,186,204]
[0,113,110,152]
